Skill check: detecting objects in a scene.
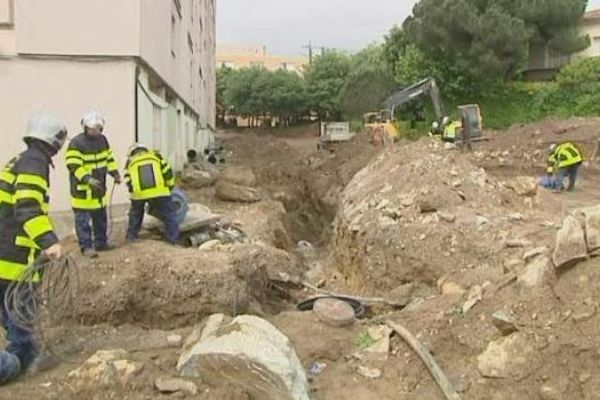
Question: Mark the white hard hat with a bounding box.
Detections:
[432,121,439,129]
[549,143,557,153]
[128,143,148,156]
[24,113,68,151]
[442,116,450,125]
[81,110,106,129]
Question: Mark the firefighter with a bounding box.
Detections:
[124,144,179,244]
[0,114,66,384]
[65,110,121,258]
[548,142,585,192]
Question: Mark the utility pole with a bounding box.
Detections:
[303,41,314,65]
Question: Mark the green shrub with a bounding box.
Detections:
[556,57,600,86]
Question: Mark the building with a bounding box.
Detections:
[0,0,216,214]
[217,44,308,74]
[580,8,600,58]
[524,8,600,80]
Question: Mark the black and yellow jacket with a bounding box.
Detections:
[0,145,58,281]
[124,150,175,201]
[549,142,584,172]
[65,132,119,210]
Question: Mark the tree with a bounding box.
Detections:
[403,0,589,79]
[269,70,309,125]
[304,51,351,119]
[339,45,397,119]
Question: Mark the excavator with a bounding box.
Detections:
[363,77,482,144]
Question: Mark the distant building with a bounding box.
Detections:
[580,8,600,58]
[0,0,216,211]
[524,8,600,80]
[217,44,308,73]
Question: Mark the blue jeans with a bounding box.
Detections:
[0,280,37,384]
[127,196,179,244]
[558,163,581,191]
[74,208,108,251]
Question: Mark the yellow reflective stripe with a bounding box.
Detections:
[16,235,39,249]
[23,215,53,240]
[14,189,44,205]
[15,174,48,191]
[74,166,90,181]
[166,177,175,187]
[0,171,15,183]
[130,187,172,200]
[65,149,84,159]
[0,259,35,282]
[107,160,118,172]
[0,190,13,204]
[71,195,107,210]
[66,157,84,166]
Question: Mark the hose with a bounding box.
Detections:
[3,254,79,343]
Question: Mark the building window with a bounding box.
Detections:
[199,66,204,79]
[188,32,193,53]
[171,15,177,58]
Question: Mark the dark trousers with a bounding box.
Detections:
[74,208,108,251]
[126,196,179,244]
[558,163,581,191]
[0,280,37,384]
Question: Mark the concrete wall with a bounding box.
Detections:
[14,0,140,56]
[0,57,137,212]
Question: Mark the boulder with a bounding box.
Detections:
[523,247,548,263]
[182,164,219,188]
[313,298,356,327]
[216,181,261,203]
[576,206,600,252]
[552,216,587,269]
[477,333,536,379]
[219,166,257,187]
[155,377,198,395]
[177,314,310,400]
[505,176,538,196]
[518,256,553,288]
[491,311,518,336]
[68,349,143,390]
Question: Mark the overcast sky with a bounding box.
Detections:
[217,0,600,56]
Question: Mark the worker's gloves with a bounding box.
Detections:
[85,176,106,197]
[44,243,62,260]
[111,171,122,185]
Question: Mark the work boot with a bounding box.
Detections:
[96,243,116,252]
[82,248,98,259]
[0,352,21,385]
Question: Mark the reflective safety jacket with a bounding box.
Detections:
[65,133,119,210]
[443,121,459,140]
[124,150,175,201]
[550,142,584,170]
[0,145,59,282]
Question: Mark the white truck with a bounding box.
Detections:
[317,122,355,151]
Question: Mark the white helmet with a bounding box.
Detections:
[128,143,148,157]
[81,110,105,130]
[549,143,557,153]
[432,121,439,130]
[24,113,68,151]
[442,116,450,125]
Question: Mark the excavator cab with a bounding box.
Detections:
[457,104,482,141]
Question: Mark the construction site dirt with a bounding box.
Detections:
[2,117,600,399]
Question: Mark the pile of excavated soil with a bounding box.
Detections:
[331,138,535,295]
[70,241,301,329]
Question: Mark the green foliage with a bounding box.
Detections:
[355,332,376,350]
[403,0,589,79]
[555,56,600,86]
[339,45,397,119]
[304,51,352,119]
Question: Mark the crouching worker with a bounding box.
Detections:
[548,142,584,192]
[0,114,66,384]
[124,144,179,244]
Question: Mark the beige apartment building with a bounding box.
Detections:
[0,0,216,213]
[580,8,600,58]
[217,44,308,74]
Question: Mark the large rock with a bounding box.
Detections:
[477,333,536,379]
[575,206,600,253]
[182,163,220,188]
[505,176,538,196]
[518,256,553,288]
[68,349,143,390]
[177,314,310,400]
[219,166,257,187]
[552,215,587,268]
[216,180,261,203]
